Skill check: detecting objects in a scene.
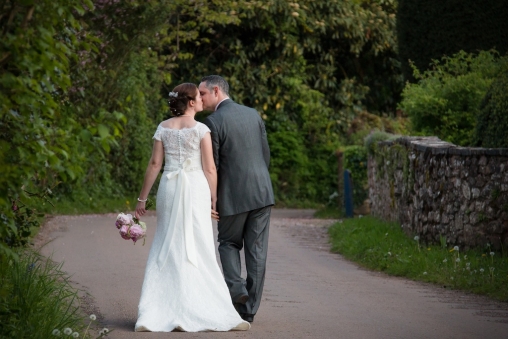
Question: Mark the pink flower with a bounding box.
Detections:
[116,213,133,228]
[129,224,146,243]
[119,225,131,240]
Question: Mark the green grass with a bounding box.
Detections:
[0,250,85,338]
[314,206,343,219]
[329,216,508,301]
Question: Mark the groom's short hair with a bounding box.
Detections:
[201,75,229,96]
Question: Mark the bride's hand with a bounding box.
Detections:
[135,201,146,219]
[211,209,219,221]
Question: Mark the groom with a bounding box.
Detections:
[200,75,274,323]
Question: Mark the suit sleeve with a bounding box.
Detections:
[260,119,270,168]
[203,117,220,170]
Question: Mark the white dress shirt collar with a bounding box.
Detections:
[215,98,230,111]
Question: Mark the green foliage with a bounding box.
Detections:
[0,251,84,338]
[397,0,508,82]
[0,0,404,246]
[364,131,396,155]
[343,146,368,207]
[474,72,508,148]
[329,216,508,301]
[399,51,508,146]
[161,0,401,203]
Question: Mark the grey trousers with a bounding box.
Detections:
[217,206,271,316]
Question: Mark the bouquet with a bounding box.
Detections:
[115,199,154,245]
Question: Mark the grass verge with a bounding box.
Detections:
[328,216,508,301]
[314,206,343,219]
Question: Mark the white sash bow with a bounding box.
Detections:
[156,158,198,270]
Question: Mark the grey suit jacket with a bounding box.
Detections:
[204,99,274,216]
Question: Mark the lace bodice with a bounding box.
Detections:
[153,122,210,171]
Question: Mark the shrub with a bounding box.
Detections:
[364,131,397,156]
[399,50,508,146]
[474,72,508,148]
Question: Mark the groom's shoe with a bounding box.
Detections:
[240,313,254,323]
[233,294,249,305]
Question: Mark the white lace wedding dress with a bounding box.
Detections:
[135,122,250,332]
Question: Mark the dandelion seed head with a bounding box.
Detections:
[52,329,61,336]
[63,328,72,335]
[480,268,485,273]
[463,255,467,260]
[453,246,459,251]
[385,233,388,236]
[414,236,420,241]
[455,258,460,263]
[89,314,97,321]
[72,332,79,338]
[490,252,495,256]
[423,272,427,275]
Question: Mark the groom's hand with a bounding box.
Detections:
[211,209,219,221]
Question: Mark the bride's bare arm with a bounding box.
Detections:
[201,132,218,219]
[135,140,164,218]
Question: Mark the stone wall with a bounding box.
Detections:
[368,136,508,249]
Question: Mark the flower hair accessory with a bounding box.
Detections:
[168,91,178,98]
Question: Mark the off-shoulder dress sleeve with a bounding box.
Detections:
[198,122,211,140]
[152,124,163,140]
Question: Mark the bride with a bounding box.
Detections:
[133,83,250,332]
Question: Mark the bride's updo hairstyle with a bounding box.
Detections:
[168,83,198,117]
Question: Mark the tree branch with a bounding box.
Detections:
[21,5,34,29]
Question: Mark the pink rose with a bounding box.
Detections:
[119,225,131,240]
[129,224,146,243]
[116,213,133,228]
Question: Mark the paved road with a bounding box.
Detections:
[39,210,508,339]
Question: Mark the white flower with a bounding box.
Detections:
[455,258,460,263]
[443,258,447,263]
[453,246,459,251]
[63,328,72,335]
[168,91,178,98]
[423,272,427,275]
[72,332,79,338]
[89,314,97,321]
[414,236,420,241]
[480,268,485,273]
[52,329,61,336]
[490,252,495,256]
